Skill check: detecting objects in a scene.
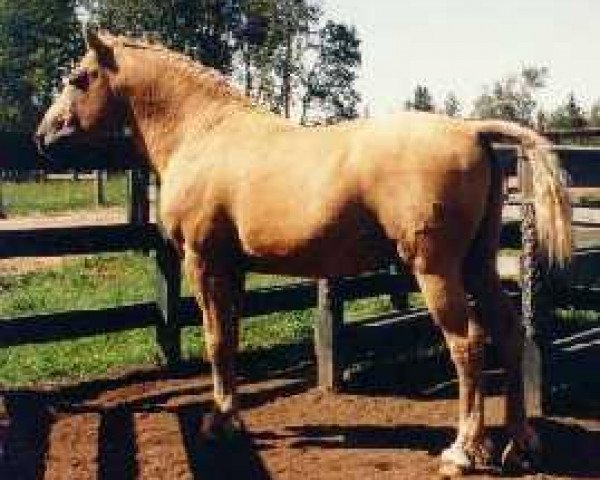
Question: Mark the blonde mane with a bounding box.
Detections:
[106,32,252,108]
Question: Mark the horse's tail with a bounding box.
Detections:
[476,120,572,266]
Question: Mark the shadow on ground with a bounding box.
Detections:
[0,340,598,479]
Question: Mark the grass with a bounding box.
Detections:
[0,253,397,387]
[3,251,596,388]
[0,174,128,216]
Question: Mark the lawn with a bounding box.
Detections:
[0,253,399,386]
[0,174,129,216]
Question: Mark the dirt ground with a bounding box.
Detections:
[1,353,598,480]
[0,207,127,275]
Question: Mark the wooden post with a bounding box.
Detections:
[154,178,182,366]
[0,172,5,219]
[389,261,408,311]
[127,169,150,225]
[520,159,552,416]
[0,395,7,460]
[155,230,182,367]
[95,170,106,206]
[315,278,344,391]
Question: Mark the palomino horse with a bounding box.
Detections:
[36,30,571,475]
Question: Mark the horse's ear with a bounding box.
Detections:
[84,25,116,70]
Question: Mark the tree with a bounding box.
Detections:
[471,66,548,126]
[405,85,434,112]
[443,92,461,117]
[588,100,600,127]
[0,0,83,131]
[301,20,361,125]
[238,0,321,117]
[91,0,326,119]
[548,92,588,130]
[90,0,237,72]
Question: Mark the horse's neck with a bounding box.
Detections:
[117,51,243,176]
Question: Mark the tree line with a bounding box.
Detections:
[2,1,597,135]
[0,0,362,131]
[404,66,600,131]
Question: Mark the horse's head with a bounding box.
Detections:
[35,29,124,152]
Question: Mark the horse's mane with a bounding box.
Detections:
[106,33,251,107]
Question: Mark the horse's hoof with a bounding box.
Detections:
[439,443,473,477]
[201,409,244,442]
[439,460,469,478]
[500,439,541,474]
[467,437,494,468]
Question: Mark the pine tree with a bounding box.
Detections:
[443,92,461,117]
[549,93,587,130]
[405,85,434,112]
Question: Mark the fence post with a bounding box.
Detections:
[520,159,552,416]
[154,182,182,366]
[0,172,5,219]
[315,278,344,391]
[389,261,408,311]
[95,170,106,206]
[127,169,150,225]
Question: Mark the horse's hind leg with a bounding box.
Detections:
[465,265,541,472]
[184,248,243,438]
[414,267,491,475]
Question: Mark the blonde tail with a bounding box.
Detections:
[477,120,572,266]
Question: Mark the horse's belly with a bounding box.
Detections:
[239,217,396,277]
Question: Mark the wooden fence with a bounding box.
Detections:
[1,131,599,415]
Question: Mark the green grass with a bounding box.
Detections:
[1,175,128,216]
[0,253,400,387]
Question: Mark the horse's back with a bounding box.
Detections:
[161,112,492,276]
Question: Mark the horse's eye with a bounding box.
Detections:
[68,70,90,91]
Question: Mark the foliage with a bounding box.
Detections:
[443,91,461,117]
[548,92,588,130]
[235,0,322,117]
[91,0,326,118]
[405,84,434,112]
[471,66,548,125]
[301,20,361,125]
[90,0,361,122]
[0,0,361,128]
[90,0,239,72]
[0,0,83,131]
[588,100,600,127]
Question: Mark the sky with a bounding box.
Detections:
[322,0,600,117]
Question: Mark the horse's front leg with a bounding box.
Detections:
[415,269,491,476]
[184,248,243,439]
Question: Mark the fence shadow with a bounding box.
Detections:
[1,336,599,478]
[0,343,312,479]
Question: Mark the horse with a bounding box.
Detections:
[36,29,571,476]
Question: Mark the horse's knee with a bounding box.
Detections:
[206,340,235,366]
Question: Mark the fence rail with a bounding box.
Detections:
[1,131,599,414]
